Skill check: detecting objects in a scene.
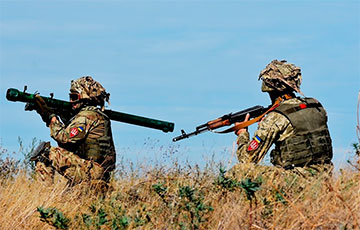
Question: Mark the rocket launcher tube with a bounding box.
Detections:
[6,88,174,133]
[104,110,174,133]
[6,87,72,108]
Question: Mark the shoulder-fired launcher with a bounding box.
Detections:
[6,87,174,133]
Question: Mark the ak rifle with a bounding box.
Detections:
[173,105,269,142]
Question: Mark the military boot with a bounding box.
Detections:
[30,141,51,165]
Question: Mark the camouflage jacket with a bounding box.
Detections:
[236,97,331,166]
[49,106,116,172]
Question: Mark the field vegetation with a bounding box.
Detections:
[0,140,359,230]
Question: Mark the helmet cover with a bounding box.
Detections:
[70,76,110,106]
[259,60,302,94]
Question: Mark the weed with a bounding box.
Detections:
[152,182,168,204]
[0,157,20,180]
[240,177,262,201]
[213,167,241,191]
[352,143,360,156]
[37,206,70,230]
[178,185,214,230]
[18,137,40,171]
[347,143,360,171]
[0,144,20,180]
[273,188,287,205]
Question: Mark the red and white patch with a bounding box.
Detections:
[247,140,259,151]
[70,127,79,137]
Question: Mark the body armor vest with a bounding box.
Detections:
[75,107,116,175]
[270,98,333,169]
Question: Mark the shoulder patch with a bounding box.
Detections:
[70,126,84,138]
[247,135,262,151]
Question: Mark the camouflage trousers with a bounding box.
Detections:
[35,146,105,186]
[226,162,333,183]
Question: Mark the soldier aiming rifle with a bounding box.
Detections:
[173,59,333,175]
[235,60,333,174]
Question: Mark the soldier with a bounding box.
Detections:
[235,60,333,176]
[30,76,116,186]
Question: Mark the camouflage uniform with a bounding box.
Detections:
[236,99,298,164]
[34,76,116,185]
[236,60,333,175]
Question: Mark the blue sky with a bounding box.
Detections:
[1,0,359,170]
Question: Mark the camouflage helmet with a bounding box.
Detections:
[70,76,110,107]
[258,60,303,95]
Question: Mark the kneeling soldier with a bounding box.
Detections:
[31,76,116,186]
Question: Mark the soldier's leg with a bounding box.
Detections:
[31,141,54,184]
[35,161,55,184]
[293,163,333,178]
[48,147,105,185]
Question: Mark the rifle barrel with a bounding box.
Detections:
[172,124,209,142]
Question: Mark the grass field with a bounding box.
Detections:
[0,144,359,230]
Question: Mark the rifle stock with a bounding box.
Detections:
[6,88,174,133]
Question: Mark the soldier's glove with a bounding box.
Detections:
[33,95,56,126]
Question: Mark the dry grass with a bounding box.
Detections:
[0,154,359,230]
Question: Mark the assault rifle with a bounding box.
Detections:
[6,87,175,133]
[172,105,269,142]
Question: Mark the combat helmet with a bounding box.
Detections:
[70,76,110,109]
[258,60,303,95]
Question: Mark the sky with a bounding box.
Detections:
[0,0,359,171]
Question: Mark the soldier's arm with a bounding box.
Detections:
[49,112,92,144]
[236,112,291,164]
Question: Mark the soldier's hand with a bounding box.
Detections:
[34,95,55,126]
[235,113,250,136]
